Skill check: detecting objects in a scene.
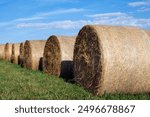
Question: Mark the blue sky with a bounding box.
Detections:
[0,0,150,44]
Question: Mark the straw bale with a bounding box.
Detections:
[4,43,12,61]
[0,44,5,59]
[11,43,20,64]
[145,30,150,37]
[24,40,46,70]
[74,25,150,95]
[43,35,75,80]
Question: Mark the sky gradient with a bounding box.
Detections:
[0,0,150,44]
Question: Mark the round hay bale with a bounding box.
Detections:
[43,35,75,80]
[11,43,20,64]
[4,43,12,61]
[0,44,5,59]
[23,40,46,70]
[74,25,150,95]
[18,42,24,66]
[145,30,150,37]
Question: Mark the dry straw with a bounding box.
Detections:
[0,44,5,59]
[43,35,75,80]
[23,40,46,70]
[11,43,20,64]
[145,30,150,37]
[18,42,24,66]
[4,43,12,61]
[74,25,150,96]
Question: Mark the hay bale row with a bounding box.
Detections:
[0,44,5,59]
[11,43,20,64]
[1,25,150,96]
[43,35,75,80]
[1,37,75,77]
[23,40,46,70]
[74,25,150,95]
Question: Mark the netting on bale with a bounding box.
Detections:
[23,40,46,70]
[43,35,75,80]
[18,43,24,66]
[11,43,20,64]
[0,44,5,59]
[4,43,12,61]
[74,25,150,96]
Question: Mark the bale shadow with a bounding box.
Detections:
[18,56,24,67]
[39,57,43,71]
[18,56,20,64]
[60,60,75,83]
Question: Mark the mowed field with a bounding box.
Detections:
[0,60,149,100]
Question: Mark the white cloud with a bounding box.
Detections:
[1,12,150,30]
[16,20,90,29]
[87,12,150,28]
[15,16,45,22]
[13,8,85,22]
[15,12,150,30]
[137,7,150,12]
[128,1,150,12]
[128,1,150,7]
[37,8,85,17]
[87,12,126,18]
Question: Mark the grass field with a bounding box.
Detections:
[0,60,149,100]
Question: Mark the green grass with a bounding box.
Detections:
[0,60,149,100]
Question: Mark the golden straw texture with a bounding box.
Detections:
[0,44,5,59]
[74,25,150,95]
[4,43,12,61]
[145,30,150,37]
[11,43,20,64]
[24,40,46,70]
[43,35,75,80]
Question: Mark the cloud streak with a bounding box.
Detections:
[15,16,45,22]
[128,1,150,12]
[128,1,150,7]
[37,8,85,17]
[87,12,126,18]
[13,8,85,22]
[137,7,150,12]
[16,20,90,29]
[0,10,150,30]
[15,12,150,30]
[87,12,150,28]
